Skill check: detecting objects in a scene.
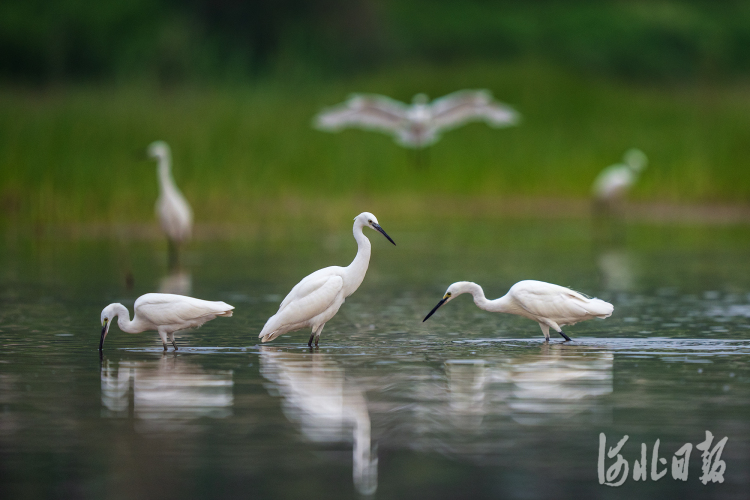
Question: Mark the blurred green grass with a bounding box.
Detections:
[2,60,750,226]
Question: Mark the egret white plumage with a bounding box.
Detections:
[314,90,519,149]
[147,141,193,267]
[259,212,396,347]
[423,280,613,341]
[100,293,234,351]
[592,148,648,203]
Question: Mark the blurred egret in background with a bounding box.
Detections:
[259,212,396,347]
[100,293,234,351]
[592,148,648,209]
[423,280,613,341]
[314,90,519,167]
[147,141,193,269]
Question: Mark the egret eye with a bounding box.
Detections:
[446,293,452,297]
[368,219,372,224]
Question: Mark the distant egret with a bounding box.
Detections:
[314,90,519,150]
[423,280,613,341]
[259,212,396,347]
[592,149,648,205]
[147,141,193,268]
[100,293,234,351]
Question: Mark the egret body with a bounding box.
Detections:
[147,141,193,267]
[100,293,234,351]
[259,212,396,347]
[315,90,519,149]
[592,149,648,203]
[423,280,613,341]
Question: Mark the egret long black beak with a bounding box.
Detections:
[372,223,396,246]
[99,322,110,351]
[423,297,449,322]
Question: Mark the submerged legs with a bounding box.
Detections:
[308,325,325,348]
[169,332,178,351]
[539,324,550,342]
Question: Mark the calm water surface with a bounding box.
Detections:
[1,220,750,499]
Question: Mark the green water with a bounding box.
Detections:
[1,219,749,499]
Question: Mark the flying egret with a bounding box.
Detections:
[423,280,613,341]
[591,148,648,205]
[314,90,519,150]
[259,212,396,347]
[100,293,234,351]
[147,141,193,268]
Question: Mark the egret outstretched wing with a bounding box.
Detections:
[135,293,233,326]
[431,90,519,132]
[314,94,407,132]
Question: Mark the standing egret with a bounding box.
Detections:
[591,148,648,206]
[100,293,234,351]
[259,212,396,347]
[314,90,519,151]
[147,141,193,268]
[423,281,613,341]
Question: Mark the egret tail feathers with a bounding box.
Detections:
[586,298,614,318]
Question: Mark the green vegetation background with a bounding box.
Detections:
[1,1,750,225]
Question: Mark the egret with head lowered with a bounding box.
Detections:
[147,141,193,268]
[423,280,613,341]
[259,212,396,347]
[100,293,234,351]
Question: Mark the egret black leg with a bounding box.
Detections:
[162,343,168,351]
[172,340,178,351]
[308,332,315,348]
[558,330,572,341]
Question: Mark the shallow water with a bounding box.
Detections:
[2,219,750,499]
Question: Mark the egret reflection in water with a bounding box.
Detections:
[100,354,234,433]
[259,347,377,496]
[158,270,192,295]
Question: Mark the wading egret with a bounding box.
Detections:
[100,293,234,351]
[147,141,193,268]
[592,149,648,205]
[314,90,519,150]
[423,280,613,341]
[259,212,396,347]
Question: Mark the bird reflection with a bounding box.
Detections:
[100,354,233,433]
[597,248,636,292]
[443,346,612,429]
[158,270,192,295]
[259,347,377,496]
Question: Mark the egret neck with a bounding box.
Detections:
[343,219,373,297]
[455,282,516,314]
[155,150,180,198]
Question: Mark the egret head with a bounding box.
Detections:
[147,141,171,162]
[623,148,647,172]
[99,304,118,351]
[423,282,476,322]
[354,212,396,246]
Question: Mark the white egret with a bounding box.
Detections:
[423,280,613,341]
[100,293,234,351]
[591,148,648,204]
[314,90,519,149]
[147,141,193,267]
[259,212,396,347]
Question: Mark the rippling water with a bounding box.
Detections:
[1,220,749,499]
